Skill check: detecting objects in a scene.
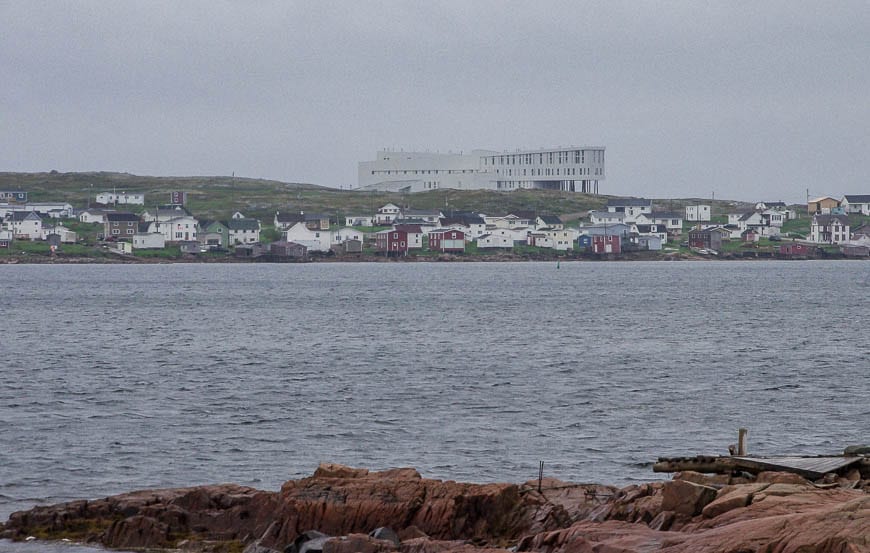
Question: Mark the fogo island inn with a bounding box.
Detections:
[358,146,605,194]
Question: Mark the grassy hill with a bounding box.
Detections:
[0,171,763,222]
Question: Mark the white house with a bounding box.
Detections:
[541,228,578,250]
[95,191,145,205]
[476,234,514,249]
[375,203,401,225]
[0,228,12,247]
[344,215,374,227]
[632,224,669,244]
[527,232,554,248]
[483,213,533,229]
[685,205,711,222]
[810,214,850,244]
[589,211,625,225]
[132,232,166,249]
[489,227,529,244]
[634,235,663,251]
[42,225,77,243]
[146,216,198,242]
[79,209,112,224]
[20,202,74,218]
[606,198,652,222]
[283,221,332,252]
[226,218,261,245]
[400,208,443,225]
[8,211,43,239]
[332,227,364,244]
[841,195,870,215]
[636,212,683,235]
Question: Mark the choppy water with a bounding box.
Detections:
[1,261,868,551]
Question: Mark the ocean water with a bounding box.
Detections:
[1,260,868,550]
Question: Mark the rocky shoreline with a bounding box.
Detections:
[2,463,868,553]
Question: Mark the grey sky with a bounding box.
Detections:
[2,1,868,203]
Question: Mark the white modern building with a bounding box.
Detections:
[358,146,604,194]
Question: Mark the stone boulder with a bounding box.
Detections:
[660,480,718,516]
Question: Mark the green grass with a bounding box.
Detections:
[1,170,762,224]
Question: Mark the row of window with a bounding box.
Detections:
[483,150,604,166]
[371,169,474,176]
[495,167,601,177]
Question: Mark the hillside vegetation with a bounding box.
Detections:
[1,171,760,221]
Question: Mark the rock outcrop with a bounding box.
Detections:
[1,464,868,553]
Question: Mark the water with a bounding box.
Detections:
[1,261,868,550]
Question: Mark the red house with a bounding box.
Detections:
[592,235,621,254]
[429,229,465,252]
[376,229,409,256]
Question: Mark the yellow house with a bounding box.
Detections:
[807,196,840,215]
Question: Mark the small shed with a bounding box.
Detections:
[332,239,362,255]
[179,241,201,254]
[235,243,266,258]
[841,244,870,257]
[270,240,308,259]
[779,243,813,259]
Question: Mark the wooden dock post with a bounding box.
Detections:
[738,428,748,456]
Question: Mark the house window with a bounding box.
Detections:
[112,229,120,235]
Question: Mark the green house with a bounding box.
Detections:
[199,220,229,249]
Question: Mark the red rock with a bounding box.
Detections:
[755,471,810,485]
[660,480,717,516]
[103,515,169,549]
[3,465,869,553]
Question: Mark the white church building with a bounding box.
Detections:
[358,146,605,194]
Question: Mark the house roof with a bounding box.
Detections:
[762,201,787,207]
[402,209,442,217]
[153,206,192,217]
[738,212,758,221]
[649,211,682,219]
[606,197,651,208]
[393,224,423,233]
[226,218,260,230]
[276,212,329,223]
[10,211,42,221]
[537,214,562,225]
[392,217,431,226]
[843,195,870,203]
[813,214,850,225]
[590,210,623,218]
[106,212,140,222]
[510,210,537,220]
[634,224,662,233]
[809,196,839,203]
[275,212,303,223]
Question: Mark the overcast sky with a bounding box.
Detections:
[2,2,868,202]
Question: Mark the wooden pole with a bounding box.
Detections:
[538,461,544,492]
[738,428,748,456]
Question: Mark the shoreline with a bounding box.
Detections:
[2,462,867,553]
[1,250,863,265]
